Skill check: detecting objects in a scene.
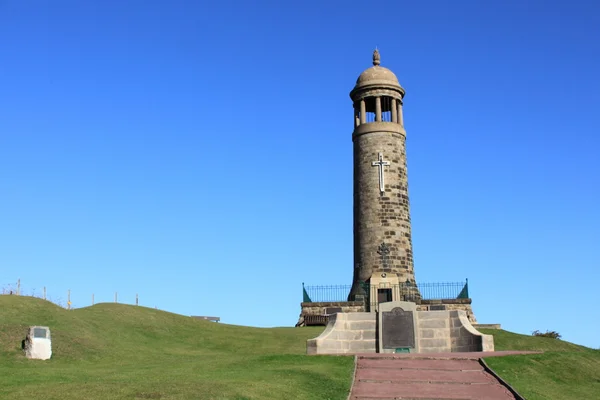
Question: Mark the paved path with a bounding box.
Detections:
[348,351,538,400]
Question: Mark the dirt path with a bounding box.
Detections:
[348,351,537,399]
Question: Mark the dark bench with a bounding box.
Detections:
[304,307,343,326]
[304,315,329,326]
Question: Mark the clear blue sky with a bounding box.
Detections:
[1,1,599,348]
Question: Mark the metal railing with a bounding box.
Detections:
[302,280,469,303]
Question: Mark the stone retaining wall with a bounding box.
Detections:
[307,308,493,355]
[306,312,376,355]
[300,301,365,315]
[417,299,477,324]
[418,310,493,353]
[297,301,365,327]
[450,311,494,352]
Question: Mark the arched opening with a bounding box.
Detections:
[364,97,377,122]
[355,96,402,125]
[381,96,393,122]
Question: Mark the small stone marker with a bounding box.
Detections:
[24,326,52,360]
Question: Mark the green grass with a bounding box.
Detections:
[4,296,599,400]
[480,329,600,399]
[0,295,353,400]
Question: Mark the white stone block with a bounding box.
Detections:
[24,326,52,360]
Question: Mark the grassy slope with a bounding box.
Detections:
[0,296,353,400]
[4,296,599,400]
[480,329,600,400]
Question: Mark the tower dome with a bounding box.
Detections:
[351,49,404,96]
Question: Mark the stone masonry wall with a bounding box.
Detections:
[306,312,376,355]
[353,128,417,286]
[450,311,494,352]
[300,301,365,316]
[417,310,493,353]
[297,301,365,327]
[417,311,452,353]
[305,308,493,355]
[417,299,478,324]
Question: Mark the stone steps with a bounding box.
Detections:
[348,354,519,400]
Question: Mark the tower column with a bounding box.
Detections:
[360,99,366,124]
[398,101,404,126]
[349,49,420,305]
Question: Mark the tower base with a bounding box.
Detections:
[306,303,493,355]
[297,298,477,327]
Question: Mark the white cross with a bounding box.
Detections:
[371,153,390,194]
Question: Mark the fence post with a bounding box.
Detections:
[67,289,71,310]
[17,279,20,295]
[92,293,94,305]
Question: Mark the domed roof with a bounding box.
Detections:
[356,65,399,86]
[353,49,402,91]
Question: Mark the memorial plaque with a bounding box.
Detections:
[33,327,47,338]
[429,305,446,311]
[382,307,415,349]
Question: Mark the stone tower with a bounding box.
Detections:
[348,50,420,305]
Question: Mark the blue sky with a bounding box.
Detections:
[1,1,599,348]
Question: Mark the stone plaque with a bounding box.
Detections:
[25,326,52,360]
[382,307,415,349]
[429,305,446,311]
[325,307,342,315]
[33,327,47,338]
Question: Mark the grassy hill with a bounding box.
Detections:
[2,296,598,400]
[480,329,600,399]
[0,295,353,400]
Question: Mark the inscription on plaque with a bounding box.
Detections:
[382,307,415,349]
[33,328,47,338]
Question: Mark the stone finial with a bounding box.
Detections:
[373,48,381,66]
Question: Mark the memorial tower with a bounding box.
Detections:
[348,50,420,305]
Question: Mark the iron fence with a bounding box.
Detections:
[302,279,468,303]
[302,284,353,303]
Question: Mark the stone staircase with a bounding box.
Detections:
[349,354,521,399]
